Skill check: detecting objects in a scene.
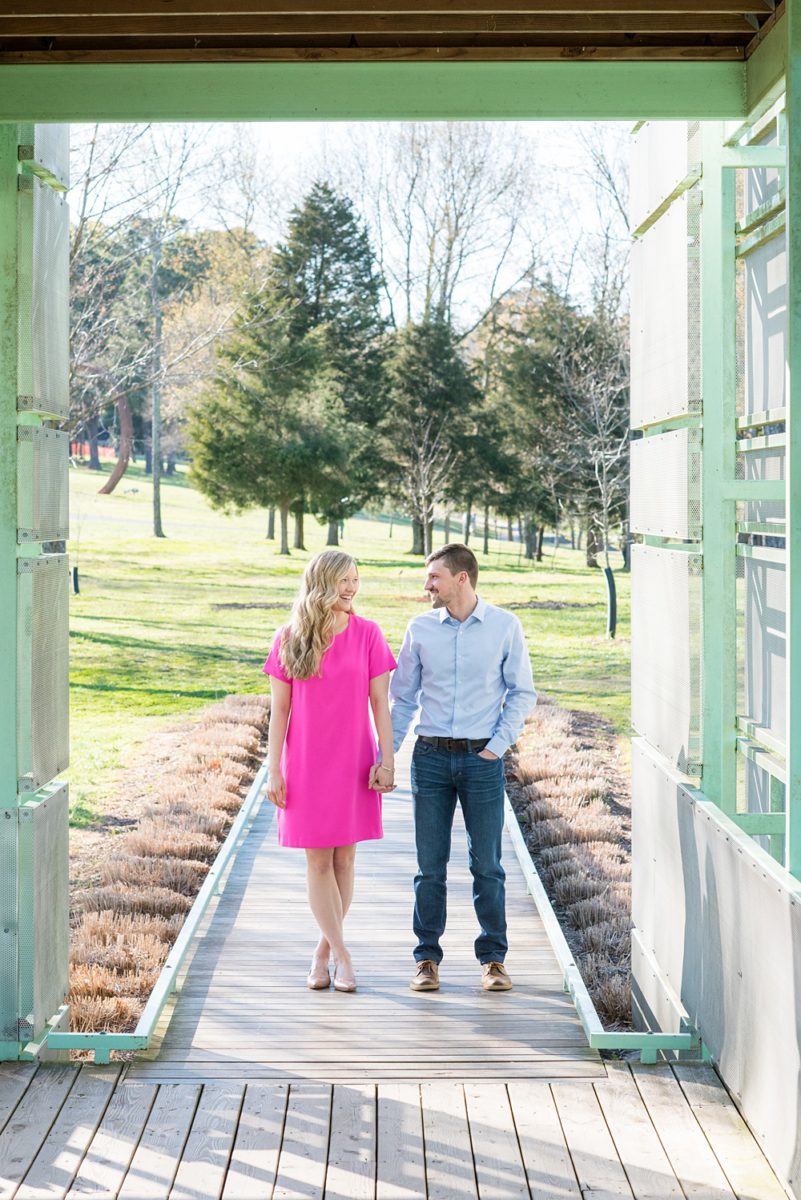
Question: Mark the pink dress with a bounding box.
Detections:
[262,615,397,848]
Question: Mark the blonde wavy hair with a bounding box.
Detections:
[279,550,358,680]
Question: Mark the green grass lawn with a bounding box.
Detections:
[67,461,630,826]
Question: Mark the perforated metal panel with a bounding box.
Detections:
[17,177,69,418]
[0,814,18,1041]
[631,545,702,771]
[16,556,69,792]
[742,556,786,746]
[17,787,69,1038]
[743,232,787,419]
[16,427,69,543]
[630,121,694,233]
[630,428,701,539]
[32,126,69,192]
[631,193,700,428]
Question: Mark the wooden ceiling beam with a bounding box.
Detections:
[0,44,747,61]
[0,13,761,35]
[0,1,775,16]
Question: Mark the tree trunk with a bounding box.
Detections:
[88,417,102,470]
[507,515,514,542]
[536,525,545,563]
[524,518,536,561]
[586,524,600,568]
[410,517,424,555]
[327,520,339,546]
[577,528,583,550]
[144,444,152,475]
[279,504,290,555]
[293,505,305,551]
[463,501,472,546]
[166,453,176,476]
[570,522,576,550]
[482,503,490,555]
[151,229,165,538]
[423,510,434,557]
[518,516,524,543]
[444,513,451,542]
[99,397,134,495]
[266,508,275,540]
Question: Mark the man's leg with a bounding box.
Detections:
[458,753,508,964]
[410,741,457,963]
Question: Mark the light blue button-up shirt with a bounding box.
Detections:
[390,596,537,758]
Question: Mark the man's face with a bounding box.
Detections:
[424,562,461,608]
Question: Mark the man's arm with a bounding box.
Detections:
[484,619,537,759]
[389,624,422,752]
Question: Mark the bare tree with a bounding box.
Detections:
[347,123,542,335]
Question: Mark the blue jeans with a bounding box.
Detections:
[410,738,507,965]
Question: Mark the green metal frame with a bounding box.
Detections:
[0,61,748,124]
[786,0,801,878]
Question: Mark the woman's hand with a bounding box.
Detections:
[369,762,396,793]
[267,768,287,808]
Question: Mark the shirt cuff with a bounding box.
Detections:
[485,736,508,759]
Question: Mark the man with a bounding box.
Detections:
[389,543,537,993]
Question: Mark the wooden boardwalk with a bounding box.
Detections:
[0,746,790,1198]
[127,741,601,1084]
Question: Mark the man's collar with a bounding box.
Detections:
[439,595,486,623]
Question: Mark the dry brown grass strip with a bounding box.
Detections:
[75,885,192,919]
[69,692,270,1036]
[508,695,632,1029]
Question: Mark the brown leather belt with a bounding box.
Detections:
[417,735,491,753]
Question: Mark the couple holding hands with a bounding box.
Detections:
[264,543,537,995]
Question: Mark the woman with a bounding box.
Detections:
[263,550,397,993]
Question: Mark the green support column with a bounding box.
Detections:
[786,0,801,876]
[700,125,738,814]
[0,123,19,1059]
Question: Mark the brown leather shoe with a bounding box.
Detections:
[481,962,512,991]
[410,960,440,991]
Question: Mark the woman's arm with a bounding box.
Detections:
[369,671,395,791]
[266,678,292,808]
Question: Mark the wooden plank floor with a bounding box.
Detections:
[0,746,790,1197]
[0,1062,790,1199]
[128,741,603,1084]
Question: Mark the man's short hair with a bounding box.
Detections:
[426,543,479,589]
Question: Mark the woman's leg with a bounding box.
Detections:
[305,847,350,966]
[312,844,357,964]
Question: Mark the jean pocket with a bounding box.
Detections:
[414,739,436,757]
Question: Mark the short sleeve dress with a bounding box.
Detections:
[263,614,397,848]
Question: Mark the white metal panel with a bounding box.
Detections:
[16,427,69,543]
[17,177,70,418]
[630,121,692,232]
[743,557,786,745]
[744,232,787,419]
[632,734,801,1194]
[18,787,69,1038]
[630,428,700,539]
[631,545,701,771]
[630,194,697,428]
[16,556,69,792]
[33,125,69,191]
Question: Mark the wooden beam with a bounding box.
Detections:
[0,43,748,61]
[0,12,760,34]
[0,0,777,16]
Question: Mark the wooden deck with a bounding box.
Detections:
[128,741,601,1084]
[0,745,790,1198]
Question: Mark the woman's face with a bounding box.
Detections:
[333,567,360,612]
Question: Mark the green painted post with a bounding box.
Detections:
[0,123,19,1059]
[0,127,17,807]
[786,0,801,876]
[700,124,738,814]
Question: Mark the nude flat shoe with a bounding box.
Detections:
[333,960,357,992]
[307,960,331,990]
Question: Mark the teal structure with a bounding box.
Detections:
[1,9,801,1192]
